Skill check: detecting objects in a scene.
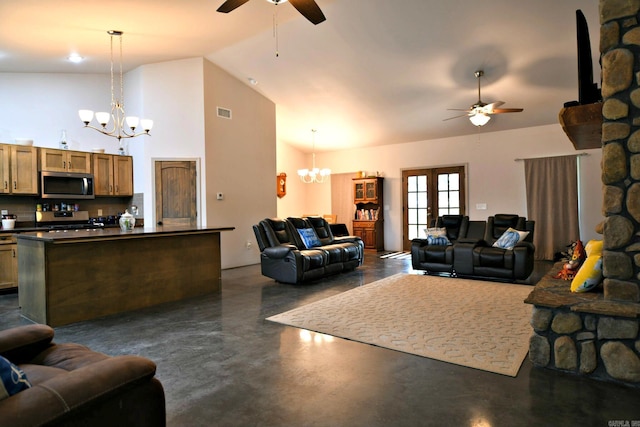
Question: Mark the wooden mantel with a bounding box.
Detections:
[558,102,603,150]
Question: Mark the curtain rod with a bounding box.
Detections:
[514,152,590,162]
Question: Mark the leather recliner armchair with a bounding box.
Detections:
[0,324,165,427]
[411,215,469,274]
[454,214,535,280]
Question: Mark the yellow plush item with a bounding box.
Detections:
[570,240,603,293]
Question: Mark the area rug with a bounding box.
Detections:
[267,273,533,376]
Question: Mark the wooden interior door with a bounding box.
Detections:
[402,166,466,250]
[155,161,197,227]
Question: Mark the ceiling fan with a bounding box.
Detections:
[217,0,326,25]
[444,70,523,126]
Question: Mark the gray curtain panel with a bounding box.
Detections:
[524,155,580,261]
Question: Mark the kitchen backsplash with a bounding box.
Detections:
[0,194,143,224]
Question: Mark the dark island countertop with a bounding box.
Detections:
[15,225,235,243]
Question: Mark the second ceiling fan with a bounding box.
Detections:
[217,0,326,25]
[445,70,523,126]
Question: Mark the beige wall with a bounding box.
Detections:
[203,60,277,268]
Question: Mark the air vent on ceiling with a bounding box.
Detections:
[217,107,232,119]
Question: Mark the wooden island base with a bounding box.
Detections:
[17,227,233,327]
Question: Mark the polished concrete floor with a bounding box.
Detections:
[1,256,639,426]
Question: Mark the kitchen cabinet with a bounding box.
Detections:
[0,144,38,195]
[92,153,133,196]
[0,236,17,290]
[352,177,384,250]
[40,148,91,173]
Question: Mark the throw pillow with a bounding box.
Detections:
[493,227,529,250]
[424,227,447,238]
[297,228,321,249]
[427,235,451,245]
[0,356,31,401]
[571,240,604,293]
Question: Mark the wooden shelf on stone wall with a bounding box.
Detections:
[558,102,603,150]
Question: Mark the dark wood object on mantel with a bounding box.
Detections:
[558,102,602,150]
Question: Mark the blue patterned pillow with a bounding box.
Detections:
[493,227,529,250]
[297,228,321,248]
[427,235,451,245]
[0,355,31,400]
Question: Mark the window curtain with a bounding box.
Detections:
[331,173,357,234]
[524,155,580,261]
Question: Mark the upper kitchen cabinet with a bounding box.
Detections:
[0,144,38,195]
[92,153,133,196]
[40,148,91,173]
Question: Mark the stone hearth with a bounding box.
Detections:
[526,263,640,387]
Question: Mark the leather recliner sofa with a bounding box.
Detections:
[0,324,165,427]
[412,214,536,282]
[411,215,470,274]
[252,217,364,284]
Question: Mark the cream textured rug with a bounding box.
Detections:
[267,273,533,376]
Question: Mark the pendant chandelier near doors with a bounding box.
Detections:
[78,30,153,154]
[297,129,330,183]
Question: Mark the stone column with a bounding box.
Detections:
[600,0,640,302]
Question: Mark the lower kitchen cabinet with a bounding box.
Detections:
[0,236,17,290]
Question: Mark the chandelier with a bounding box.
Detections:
[297,129,330,183]
[78,30,153,154]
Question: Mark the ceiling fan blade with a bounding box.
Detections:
[288,0,326,24]
[443,113,471,121]
[483,101,504,112]
[217,0,252,13]
[446,108,472,112]
[491,108,524,114]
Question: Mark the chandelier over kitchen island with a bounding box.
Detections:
[78,30,153,154]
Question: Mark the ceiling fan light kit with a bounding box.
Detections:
[445,70,523,127]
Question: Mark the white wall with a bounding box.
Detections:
[283,124,603,252]
[0,73,120,152]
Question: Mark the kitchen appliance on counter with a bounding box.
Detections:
[35,211,104,231]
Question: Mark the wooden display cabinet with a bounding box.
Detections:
[40,148,91,173]
[352,177,384,251]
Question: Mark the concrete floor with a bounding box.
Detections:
[1,256,639,426]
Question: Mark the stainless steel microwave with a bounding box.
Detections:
[40,171,95,199]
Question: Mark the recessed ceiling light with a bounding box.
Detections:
[68,54,84,63]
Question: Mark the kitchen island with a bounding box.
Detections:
[16,226,234,326]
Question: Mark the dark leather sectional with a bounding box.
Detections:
[252,216,364,284]
[411,214,536,282]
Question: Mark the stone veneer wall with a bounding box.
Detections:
[526,0,640,387]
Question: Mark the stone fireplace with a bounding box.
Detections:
[525,0,640,387]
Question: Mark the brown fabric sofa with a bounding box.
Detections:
[0,324,165,427]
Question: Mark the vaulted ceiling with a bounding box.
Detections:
[0,0,600,152]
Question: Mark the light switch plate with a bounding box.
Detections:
[476,203,487,210]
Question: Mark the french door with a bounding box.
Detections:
[402,166,466,250]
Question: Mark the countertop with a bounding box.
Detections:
[14,225,235,243]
